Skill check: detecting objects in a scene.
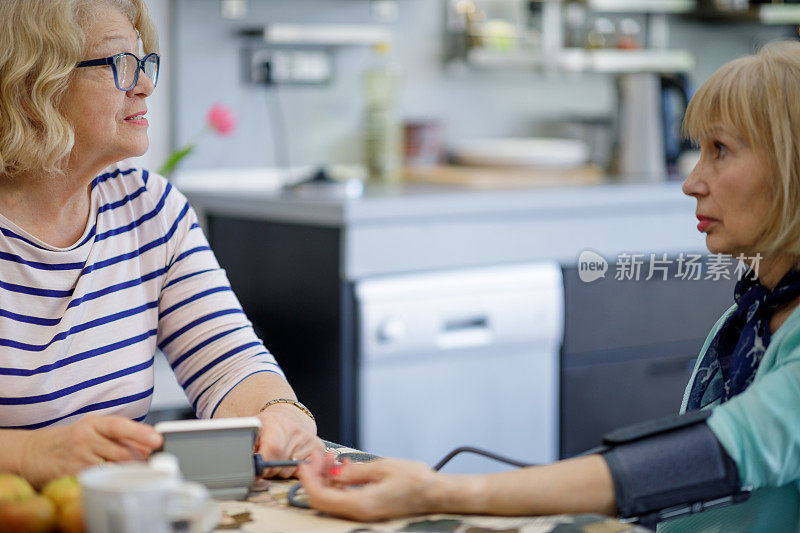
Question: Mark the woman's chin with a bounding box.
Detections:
[704,235,729,256]
[706,239,755,260]
[130,140,149,158]
[120,136,149,159]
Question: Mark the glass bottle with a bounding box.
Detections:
[363,42,404,184]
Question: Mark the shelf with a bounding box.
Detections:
[583,0,695,14]
[696,4,800,24]
[757,4,800,24]
[243,23,392,47]
[577,0,799,21]
[461,47,694,74]
[559,48,695,74]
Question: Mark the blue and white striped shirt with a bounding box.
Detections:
[0,162,284,429]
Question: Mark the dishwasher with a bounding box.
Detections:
[356,262,563,473]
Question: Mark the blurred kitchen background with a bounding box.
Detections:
[141,0,799,473]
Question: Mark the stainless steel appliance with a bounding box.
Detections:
[614,72,691,181]
[356,263,563,473]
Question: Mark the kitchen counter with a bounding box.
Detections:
[177,175,706,279]
[172,172,721,449]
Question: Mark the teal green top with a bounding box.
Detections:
[658,303,800,532]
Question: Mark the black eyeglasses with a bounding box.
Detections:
[76,52,160,91]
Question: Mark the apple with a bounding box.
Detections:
[0,495,56,533]
[0,473,35,502]
[56,498,85,533]
[41,477,81,510]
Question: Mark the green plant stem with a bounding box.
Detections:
[157,126,211,177]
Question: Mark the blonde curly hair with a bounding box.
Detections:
[683,40,800,257]
[0,0,158,178]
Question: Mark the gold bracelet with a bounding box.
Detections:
[259,398,315,421]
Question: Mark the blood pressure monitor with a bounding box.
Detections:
[154,417,262,500]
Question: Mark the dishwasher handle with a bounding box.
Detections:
[436,315,492,349]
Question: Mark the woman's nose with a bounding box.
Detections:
[682,161,708,198]
[128,68,155,98]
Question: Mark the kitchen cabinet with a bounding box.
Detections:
[560,259,734,457]
[179,177,732,458]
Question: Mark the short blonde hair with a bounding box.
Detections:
[0,0,158,178]
[683,40,800,257]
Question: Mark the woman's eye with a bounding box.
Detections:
[713,141,727,158]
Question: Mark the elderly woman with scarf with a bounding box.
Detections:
[298,41,800,532]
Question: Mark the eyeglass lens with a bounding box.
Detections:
[112,53,158,90]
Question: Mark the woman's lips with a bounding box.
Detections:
[697,216,717,232]
[124,111,148,126]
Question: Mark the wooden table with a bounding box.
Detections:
[213,443,650,533]
[216,496,648,533]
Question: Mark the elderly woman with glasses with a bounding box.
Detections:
[298,41,800,532]
[0,0,323,487]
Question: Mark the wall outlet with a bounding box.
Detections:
[246,48,333,85]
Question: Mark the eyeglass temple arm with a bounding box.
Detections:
[75,57,113,68]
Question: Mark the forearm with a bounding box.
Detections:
[215,371,321,469]
[213,371,297,418]
[428,455,616,517]
[0,429,29,476]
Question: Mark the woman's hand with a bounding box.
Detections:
[18,415,163,488]
[297,452,441,521]
[255,404,325,478]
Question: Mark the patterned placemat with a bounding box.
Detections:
[214,442,648,533]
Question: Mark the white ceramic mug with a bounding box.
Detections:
[79,460,218,533]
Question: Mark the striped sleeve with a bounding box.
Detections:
[151,175,284,418]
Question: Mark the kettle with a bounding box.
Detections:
[612,72,692,182]
[662,73,694,177]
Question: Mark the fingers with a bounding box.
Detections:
[332,460,390,486]
[255,424,293,478]
[273,432,313,479]
[298,458,362,515]
[120,440,151,462]
[298,452,384,487]
[291,435,326,461]
[92,416,163,451]
[298,464,388,522]
[301,451,338,481]
[90,437,138,463]
[255,414,324,479]
[273,435,326,479]
[298,455,435,522]
[73,417,157,464]
[18,416,163,488]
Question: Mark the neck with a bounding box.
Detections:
[754,254,797,291]
[0,170,90,213]
[0,156,106,247]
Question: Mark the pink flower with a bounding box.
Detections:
[206,102,235,136]
[159,103,237,177]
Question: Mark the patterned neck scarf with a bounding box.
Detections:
[686,267,800,410]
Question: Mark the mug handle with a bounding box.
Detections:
[166,481,221,532]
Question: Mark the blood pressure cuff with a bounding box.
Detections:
[600,410,750,523]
